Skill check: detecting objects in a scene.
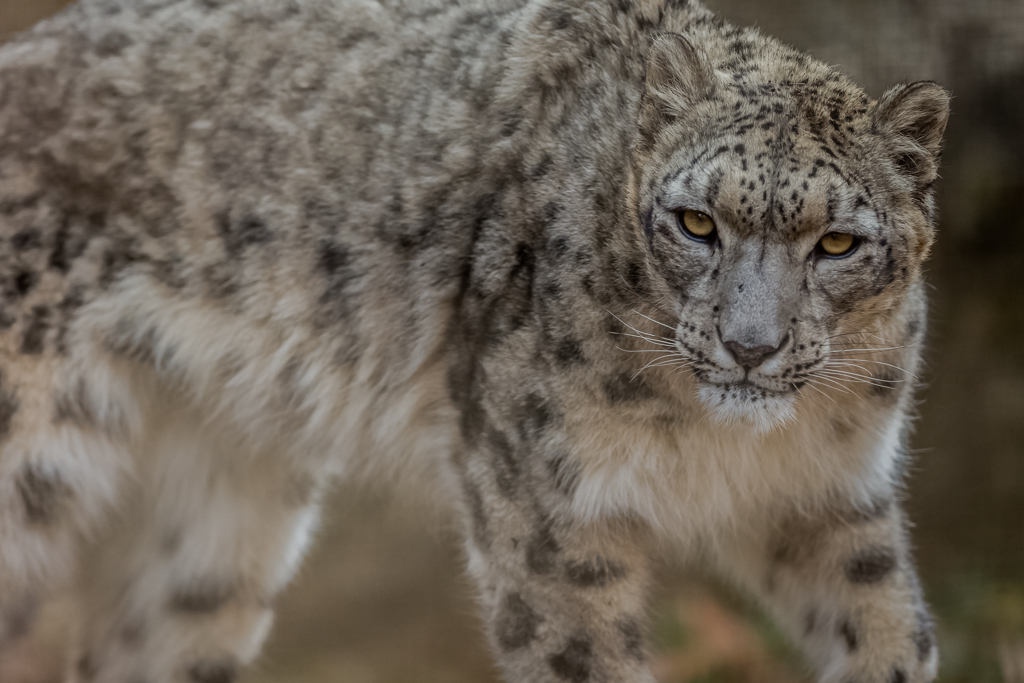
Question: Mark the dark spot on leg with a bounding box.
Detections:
[548,637,592,682]
[495,592,542,651]
[564,557,626,587]
[889,667,907,683]
[617,619,645,661]
[187,659,237,683]
[525,519,560,575]
[839,617,859,651]
[16,463,70,525]
[844,546,897,584]
[169,580,235,614]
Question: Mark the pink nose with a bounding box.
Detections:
[723,340,782,369]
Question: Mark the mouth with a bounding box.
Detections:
[695,379,799,433]
[704,379,795,399]
[691,368,797,398]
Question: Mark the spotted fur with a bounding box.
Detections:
[0,0,946,680]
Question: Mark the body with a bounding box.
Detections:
[0,0,946,681]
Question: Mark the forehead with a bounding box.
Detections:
[659,88,878,238]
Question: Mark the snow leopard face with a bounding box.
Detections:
[631,34,948,431]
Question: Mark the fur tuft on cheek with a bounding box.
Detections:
[697,384,797,435]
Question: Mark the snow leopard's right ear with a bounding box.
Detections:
[872,81,950,158]
[872,81,951,186]
[643,33,716,116]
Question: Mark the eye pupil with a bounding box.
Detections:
[678,209,716,242]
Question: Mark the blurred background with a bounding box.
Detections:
[1,0,1022,681]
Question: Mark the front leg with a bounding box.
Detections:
[460,443,655,683]
[713,494,938,683]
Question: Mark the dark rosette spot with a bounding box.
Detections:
[844,546,898,584]
[187,659,237,683]
[16,463,71,524]
[839,617,859,651]
[169,580,235,614]
[617,619,645,660]
[564,557,626,588]
[548,637,592,682]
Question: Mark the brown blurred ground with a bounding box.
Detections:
[2,0,1023,681]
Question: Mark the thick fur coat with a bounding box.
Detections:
[0,0,948,681]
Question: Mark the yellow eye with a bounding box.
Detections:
[818,232,858,257]
[679,209,716,241]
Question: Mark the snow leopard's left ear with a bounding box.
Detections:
[873,81,951,181]
[637,33,716,150]
[643,33,716,112]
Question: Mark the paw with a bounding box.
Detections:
[820,610,938,683]
[834,637,938,683]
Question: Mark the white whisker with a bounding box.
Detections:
[799,380,837,404]
[817,370,899,390]
[825,358,919,378]
[831,342,917,354]
[630,309,678,332]
[807,374,855,395]
[610,330,676,346]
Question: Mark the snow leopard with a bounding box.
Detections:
[0,0,949,680]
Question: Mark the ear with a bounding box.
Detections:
[644,33,716,116]
[872,81,950,182]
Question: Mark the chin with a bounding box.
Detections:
[697,382,797,435]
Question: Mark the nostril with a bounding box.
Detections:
[723,340,780,369]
